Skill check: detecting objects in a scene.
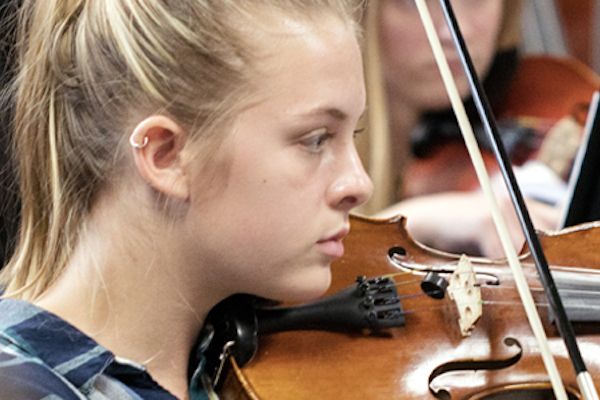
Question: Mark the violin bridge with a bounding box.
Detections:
[447,254,482,337]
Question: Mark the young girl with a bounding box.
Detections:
[0,1,372,399]
[358,0,560,257]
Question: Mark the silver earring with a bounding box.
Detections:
[129,132,149,149]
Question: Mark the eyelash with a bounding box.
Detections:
[302,131,334,153]
[301,127,364,153]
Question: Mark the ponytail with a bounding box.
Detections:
[2,0,94,298]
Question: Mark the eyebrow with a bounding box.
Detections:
[303,107,349,121]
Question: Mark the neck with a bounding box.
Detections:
[35,190,222,399]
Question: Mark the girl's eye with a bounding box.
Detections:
[301,128,333,153]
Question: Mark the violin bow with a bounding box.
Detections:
[414,1,599,399]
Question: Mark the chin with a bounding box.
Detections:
[267,268,332,303]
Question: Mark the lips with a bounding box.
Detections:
[316,227,349,259]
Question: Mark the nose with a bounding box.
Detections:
[327,146,373,212]
[435,1,474,44]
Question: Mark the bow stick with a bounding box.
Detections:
[415,1,599,399]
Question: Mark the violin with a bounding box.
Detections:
[403,55,600,198]
[212,214,600,399]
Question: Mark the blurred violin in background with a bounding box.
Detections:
[403,55,600,198]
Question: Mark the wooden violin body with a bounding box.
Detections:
[220,214,600,399]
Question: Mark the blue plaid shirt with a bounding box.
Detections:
[0,298,210,399]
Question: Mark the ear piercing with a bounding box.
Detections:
[129,131,149,149]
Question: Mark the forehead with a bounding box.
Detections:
[242,14,365,121]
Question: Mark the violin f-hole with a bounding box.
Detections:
[428,337,523,399]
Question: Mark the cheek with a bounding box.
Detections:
[186,158,331,301]
[210,156,321,248]
[209,188,327,301]
[468,5,504,68]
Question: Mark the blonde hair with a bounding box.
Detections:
[1,0,365,300]
[358,0,522,214]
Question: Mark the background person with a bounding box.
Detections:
[358,0,561,257]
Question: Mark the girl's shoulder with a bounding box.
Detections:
[0,298,90,399]
[0,298,177,400]
[0,343,88,400]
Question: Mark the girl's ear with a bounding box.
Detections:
[129,115,190,200]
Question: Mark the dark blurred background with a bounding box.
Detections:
[0,0,20,268]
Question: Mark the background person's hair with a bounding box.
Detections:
[0,0,365,300]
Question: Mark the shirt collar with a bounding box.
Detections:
[0,298,209,398]
[0,298,116,388]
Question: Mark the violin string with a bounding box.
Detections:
[386,262,545,280]
[479,283,600,297]
[398,299,552,316]
[393,304,447,316]
[397,295,600,321]
[382,273,600,304]
[382,271,414,280]
[400,302,526,316]
[392,278,422,288]
[482,300,549,308]
[389,255,600,281]
[388,270,600,295]
[397,292,430,301]
[389,278,600,319]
